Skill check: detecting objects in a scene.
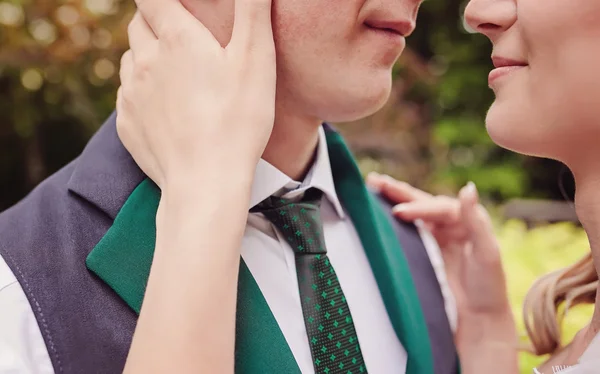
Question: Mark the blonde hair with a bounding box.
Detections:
[523,252,598,355]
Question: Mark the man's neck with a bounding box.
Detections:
[261,109,323,181]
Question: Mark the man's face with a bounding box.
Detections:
[182,0,422,123]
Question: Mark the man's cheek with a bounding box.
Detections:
[178,0,236,46]
[274,0,348,38]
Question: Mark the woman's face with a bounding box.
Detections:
[464,0,600,164]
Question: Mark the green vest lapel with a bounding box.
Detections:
[86,180,300,374]
[86,128,433,374]
[325,130,434,374]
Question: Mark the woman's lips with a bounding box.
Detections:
[488,65,527,87]
[488,57,528,88]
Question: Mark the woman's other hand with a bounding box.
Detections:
[366,173,519,373]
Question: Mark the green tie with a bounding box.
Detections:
[254,188,367,374]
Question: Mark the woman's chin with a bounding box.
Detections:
[485,113,551,159]
[485,107,536,157]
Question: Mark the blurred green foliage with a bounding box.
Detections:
[498,220,592,373]
[408,0,574,201]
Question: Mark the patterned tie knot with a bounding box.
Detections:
[254,188,327,255]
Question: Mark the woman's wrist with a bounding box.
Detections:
[160,162,255,209]
[457,309,518,352]
[458,308,518,343]
[456,309,519,373]
[163,159,256,193]
[154,169,255,256]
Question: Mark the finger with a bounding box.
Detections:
[459,182,501,263]
[431,224,469,247]
[116,86,135,152]
[116,86,125,117]
[229,0,274,51]
[392,196,460,224]
[367,172,432,204]
[134,0,195,38]
[128,12,157,56]
[119,50,134,85]
[115,88,162,186]
[365,172,386,190]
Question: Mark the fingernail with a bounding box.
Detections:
[466,181,477,193]
[392,204,408,214]
[464,181,479,201]
[366,172,381,192]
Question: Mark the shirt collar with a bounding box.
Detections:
[248,126,346,218]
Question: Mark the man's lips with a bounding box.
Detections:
[489,56,528,87]
[364,22,406,48]
[363,18,414,36]
[362,17,411,64]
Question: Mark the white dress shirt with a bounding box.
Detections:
[0,127,455,373]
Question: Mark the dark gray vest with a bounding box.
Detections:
[0,113,457,374]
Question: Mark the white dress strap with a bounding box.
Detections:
[533,332,600,374]
[578,330,600,363]
[533,367,577,374]
[571,331,600,373]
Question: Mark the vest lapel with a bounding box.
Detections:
[86,180,300,374]
[85,125,433,374]
[325,129,434,374]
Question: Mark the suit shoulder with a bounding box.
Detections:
[0,159,110,260]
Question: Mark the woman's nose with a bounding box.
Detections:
[464,0,516,41]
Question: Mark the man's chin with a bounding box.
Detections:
[320,88,392,123]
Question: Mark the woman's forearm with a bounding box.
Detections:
[124,176,253,374]
[457,312,520,374]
